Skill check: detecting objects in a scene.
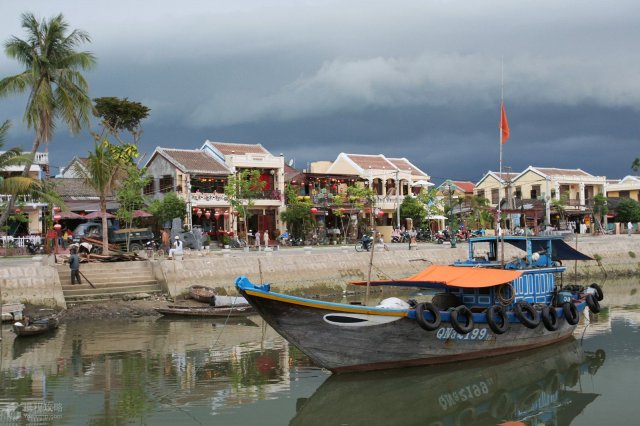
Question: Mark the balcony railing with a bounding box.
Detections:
[190,189,283,203]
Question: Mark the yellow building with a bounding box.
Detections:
[606,175,640,201]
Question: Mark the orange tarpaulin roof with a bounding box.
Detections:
[352,265,523,288]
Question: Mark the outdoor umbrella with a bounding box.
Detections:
[58,211,84,219]
[84,211,115,219]
[132,209,153,218]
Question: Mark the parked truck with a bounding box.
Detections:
[72,222,154,252]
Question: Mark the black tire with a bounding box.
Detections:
[486,305,509,334]
[355,242,364,252]
[514,301,540,329]
[437,239,443,244]
[450,305,474,334]
[586,294,601,313]
[415,302,441,331]
[562,302,580,325]
[541,305,560,331]
[590,283,604,301]
[129,243,142,252]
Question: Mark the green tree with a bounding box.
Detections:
[224,169,266,239]
[93,97,150,144]
[75,139,138,253]
[0,12,95,228]
[280,184,314,240]
[551,194,569,226]
[614,198,640,223]
[399,195,426,228]
[592,193,609,233]
[115,164,151,230]
[148,192,187,227]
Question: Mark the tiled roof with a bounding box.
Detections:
[346,154,396,170]
[48,178,110,199]
[387,158,429,178]
[535,167,593,178]
[159,149,230,174]
[208,141,271,156]
[452,181,475,193]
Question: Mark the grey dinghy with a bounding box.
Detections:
[235,235,603,373]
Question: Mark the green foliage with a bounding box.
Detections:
[280,185,314,239]
[629,251,636,259]
[116,164,151,227]
[148,192,187,225]
[0,12,94,227]
[551,194,569,221]
[202,235,211,246]
[592,193,609,231]
[400,195,426,228]
[224,169,266,237]
[615,198,640,223]
[220,234,231,246]
[94,97,150,143]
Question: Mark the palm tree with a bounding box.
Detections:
[0,12,95,228]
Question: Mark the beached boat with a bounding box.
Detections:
[188,285,248,306]
[1,303,25,322]
[235,235,604,373]
[12,313,61,337]
[154,304,254,317]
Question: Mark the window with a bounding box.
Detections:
[515,186,522,199]
[620,190,630,198]
[530,185,540,199]
[159,175,174,193]
[491,188,499,204]
[477,189,485,199]
[143,180,154,195]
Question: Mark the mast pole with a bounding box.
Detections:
[499,58,505,267]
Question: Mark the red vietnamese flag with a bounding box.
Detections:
[500,101,510,144]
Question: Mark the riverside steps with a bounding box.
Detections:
[57,261,163,305]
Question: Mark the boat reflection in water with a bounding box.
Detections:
[291,338,605,426]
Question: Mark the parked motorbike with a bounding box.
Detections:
[416,229,432,242]
[355,234,373,252]
[434,230,451,244]
[25,239,44,255]
[391,231,409,243]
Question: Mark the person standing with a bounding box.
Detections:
[69,247,81,285]
[628,221,633,236]
[254,230,261,251]
[408,228,417,250]
[263,230,269,249]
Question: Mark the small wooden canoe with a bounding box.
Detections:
[13,315,60,337]
[189,285,217,303]
[154,304,254,317]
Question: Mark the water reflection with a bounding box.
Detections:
[291,338,605,426]
[0,316,304,424]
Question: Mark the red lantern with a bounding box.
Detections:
[311,207,318,214]
[196,209,202,218]
[214,210,220,219]
[53,214,62,222]
[205,210,211,219]
[377,209,385,217]
[14,208,21,214]
[223,210,229,217]
[339,208,346,213]
[53,223,62,231]
[53,206,61,213]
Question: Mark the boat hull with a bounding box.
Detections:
[238,285,580,373]
[154,304,254,317]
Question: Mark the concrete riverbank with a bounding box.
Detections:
[1,234,639,308]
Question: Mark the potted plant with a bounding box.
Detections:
[221,234,231,248]
[202,235,211,250]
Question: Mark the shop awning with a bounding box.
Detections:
[351,265,523,288]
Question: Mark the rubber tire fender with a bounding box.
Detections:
[514,301,540,329]
[589,283,604,301]
[415,302,441,331]
[541,305,560,331]
[562,302,580,325]
[586,294,601,313]
[450,305,474,335]
[486,305,509,334]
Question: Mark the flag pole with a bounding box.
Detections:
[499,57,504,267]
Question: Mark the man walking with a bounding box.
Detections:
[69,247,81,285]
[628,221,633,236]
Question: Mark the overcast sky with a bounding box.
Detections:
[1,0,639,184]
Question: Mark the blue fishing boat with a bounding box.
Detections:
[235,235,603,373]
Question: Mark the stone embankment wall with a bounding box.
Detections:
[0,256,66,308]
[157,236,640,297]
[1,236,638,306]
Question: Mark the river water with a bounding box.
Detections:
[0,279,638,425]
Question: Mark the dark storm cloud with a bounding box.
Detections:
[1,0,639,183]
